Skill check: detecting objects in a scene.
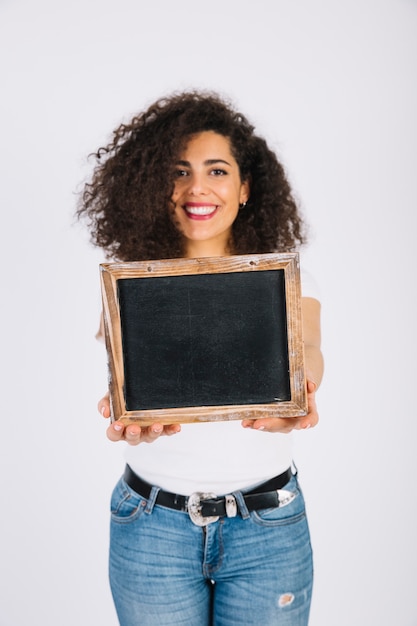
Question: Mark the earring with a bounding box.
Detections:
[239,202,247,210]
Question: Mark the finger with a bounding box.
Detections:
[241,419,255,428]
[295,408,318,430]
[106,421,128,442]
[262,417,299,433]
[98,394,111,419]
[307,406,319,428]
[124,424,144,445]
[296,407,319,431]
[307,379,317,393]
[141,423,182,440]
[134,423,166,444]
[242,417,298,434]
[293,380,319,430]
[164,424,182,436]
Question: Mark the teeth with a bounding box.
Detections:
[185,205,217,215]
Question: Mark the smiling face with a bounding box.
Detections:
[171,131,250,258]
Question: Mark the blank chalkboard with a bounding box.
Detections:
[100,253,307,425]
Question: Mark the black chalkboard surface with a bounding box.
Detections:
[118,270,290,410]
[100,253,306,425]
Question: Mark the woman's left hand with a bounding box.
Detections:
[241,380,319,433]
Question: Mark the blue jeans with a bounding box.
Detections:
[109,472,313,625]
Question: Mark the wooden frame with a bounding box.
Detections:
[100,252,307,425]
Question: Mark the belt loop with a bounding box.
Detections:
[233,491,250,519]
[145,485,160,514]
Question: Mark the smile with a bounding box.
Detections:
[183,204,218,219]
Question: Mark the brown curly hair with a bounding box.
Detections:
[76,90,306,261]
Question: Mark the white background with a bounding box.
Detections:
[1,1,416,624]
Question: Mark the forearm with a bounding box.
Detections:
[301,297,324,390]
[304,343,324,389]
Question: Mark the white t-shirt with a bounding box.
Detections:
[124,266,320,495]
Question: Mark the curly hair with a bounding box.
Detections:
[76,90,306,261]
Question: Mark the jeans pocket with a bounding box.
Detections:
[110,477,146,524]
[250,476,306,527]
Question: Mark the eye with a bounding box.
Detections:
[210,168,227,176]
[174,168,189,178]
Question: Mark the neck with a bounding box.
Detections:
[184,238,232,259]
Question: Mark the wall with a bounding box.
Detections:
[1,0,416,624]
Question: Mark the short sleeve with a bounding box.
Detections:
[300,267,321,301]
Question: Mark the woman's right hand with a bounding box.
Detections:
[98,393,181,445]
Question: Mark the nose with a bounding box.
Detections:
[188,172,208,195]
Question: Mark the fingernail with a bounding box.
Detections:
[152,426,163,434]
[101,407,106,416]
[114,423,123,431]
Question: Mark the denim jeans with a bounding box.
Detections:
[109,472,313,625]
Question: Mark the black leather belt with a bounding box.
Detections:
[123,464,293,526]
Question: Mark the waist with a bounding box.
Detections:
[123,464,294,526]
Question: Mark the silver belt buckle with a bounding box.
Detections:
[187,492,220,527]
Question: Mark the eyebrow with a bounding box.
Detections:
[176,159,232,167]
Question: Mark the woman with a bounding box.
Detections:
[77,90,324,625]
